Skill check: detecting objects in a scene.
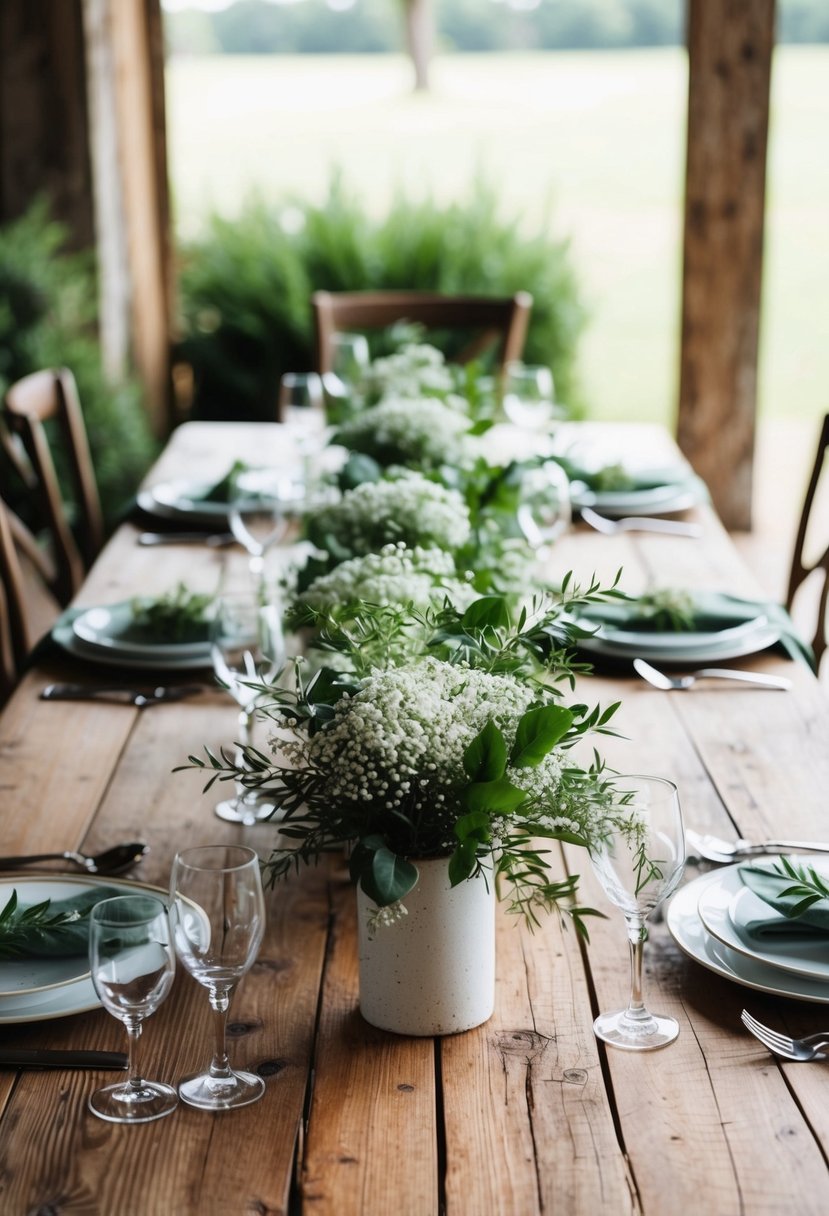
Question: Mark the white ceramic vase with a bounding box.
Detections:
[356,856,496,1036]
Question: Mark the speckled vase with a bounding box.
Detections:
[356,858,496,1036]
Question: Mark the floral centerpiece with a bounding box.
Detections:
[184,585,626,1035]
[294,542,476,615]
[334,396,476,471]
[362,342,457,401]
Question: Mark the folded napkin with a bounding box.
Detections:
[580,591,815,670]
[551,456,701,496]
[738,862,829,940]
[3,886,127,958]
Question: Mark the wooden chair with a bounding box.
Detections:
[312,290,533,376]
[786,413,829,669]
[3,368,104,605]
[0,495,29,703]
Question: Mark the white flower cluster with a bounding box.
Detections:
[299,542,476,612]
[336,396,475,469]
[364,343,456,399]
[301,657,577,839]
[311,472,472,557]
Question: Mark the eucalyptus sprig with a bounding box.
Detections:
[129,582,214,643]
[0,891,81,959]
[768,856,829,918]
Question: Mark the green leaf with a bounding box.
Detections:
[510,705,574,768]
[461,596,511,631]
[462,776,527,814]
[448,840,478,886]
[359,848,419,906]
[462,720,507,782]
[454,810,491,844]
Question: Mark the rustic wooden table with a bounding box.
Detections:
[1,422,827,1215]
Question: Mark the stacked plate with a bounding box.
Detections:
[667,858,829,1004]
[569,470,706,519]
[137,478,237,525]
[578,612,780,664]
[0,875,165,1024]
[54,602,212,671]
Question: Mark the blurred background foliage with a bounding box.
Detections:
[175,177,587,423]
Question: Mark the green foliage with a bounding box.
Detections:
[0,201,157,529]
[0,890,81,960]
[176,177,587,421]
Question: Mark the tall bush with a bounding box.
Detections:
[0,201,158,529]
[176,178,588,421]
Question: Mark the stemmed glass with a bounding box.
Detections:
[323,332,370,414]
[502,361,561,432]
[87,895,177,1123]
[228,467,305,583]
[210,592,286,824]
[169,845,266,1111]
[516,461,572,559]
[589,775,686,1050]
[278,371,325,432]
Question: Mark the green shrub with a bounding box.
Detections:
[0,201,158,529]
[176,177,588,422]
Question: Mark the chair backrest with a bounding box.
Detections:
[786,412,829,669]
[0,495,29,704]
[312,290,533,376]
[3,368,104,605]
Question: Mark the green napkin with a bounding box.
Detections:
[738,862,829,940]
[1,886,128,958]
[580,591,816,670]
[191,459,249,503]
[551,455,702,496]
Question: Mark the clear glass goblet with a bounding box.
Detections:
[589,775,686,1050]
[228,467,305,584]
[88,895,177,1123]
[169,845,266,1111]
[516,461,572,559]
[210,593,286,824]
[278,371,325,431]
[502,361,561,432]
[323,332,370,414]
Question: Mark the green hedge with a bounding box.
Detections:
[0,202,158,530]
[176,178,588,422]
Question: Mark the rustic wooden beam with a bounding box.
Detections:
[678,0,775,530]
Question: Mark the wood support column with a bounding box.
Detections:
[678,0,775,530]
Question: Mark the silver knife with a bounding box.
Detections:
[40,683,205,707]
[0,1049,128,1070]
[138,531,235,547]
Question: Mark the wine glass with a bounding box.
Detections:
[169,845,266,1111]
[210,592,286,824]
[589,775,686,1051]
[228,467,305,584]
[516,461,572,559]
[88,895,177,1123]
[502,362,561,432]
[323,332,370,413]
[278,371,325,432]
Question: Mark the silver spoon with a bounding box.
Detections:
[580,506,702,538]
[0,842,149,875]
[633,657,791,691]
[685,828,829,862]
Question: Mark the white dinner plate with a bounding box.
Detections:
[0,875,169,1024]
[667,870,829,1004]
[695,860,829,984]
[73,603,211,662]
[53,617,212,671]
[136,488,224,526]
[579,619,781,664]
[581,614,770,654]
[151,479,236,518]
[571,480,703,518]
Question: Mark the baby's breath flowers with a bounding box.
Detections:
[182,588,627,935]
[335,396,476,470]
[295,542,476,614]
[307,472,472,560]
[363,342,456,400]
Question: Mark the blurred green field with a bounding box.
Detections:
[166,47,828,428]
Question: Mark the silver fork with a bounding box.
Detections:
[741,1010,829,1061]
[580,506,702,538]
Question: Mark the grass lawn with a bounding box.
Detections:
[165,47,829,430]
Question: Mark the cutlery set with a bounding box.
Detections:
[40,683,204,708]
[684,829,829,863]
[0,842,149,875]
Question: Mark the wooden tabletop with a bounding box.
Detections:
[1,421,828,1216]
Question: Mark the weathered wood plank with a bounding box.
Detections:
[678,0,776,529]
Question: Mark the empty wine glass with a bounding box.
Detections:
[502,362,561,432]
[169,845,266,1111]
[228,467,305,583]
[88,895,177,1123]
[210,592,286,824]
[516,461,572,558]
[589,775,685,1050]
[278,372,325,434]
[323,332,370,413]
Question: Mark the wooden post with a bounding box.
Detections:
[678,0,775,530]
[83,0,173,436]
